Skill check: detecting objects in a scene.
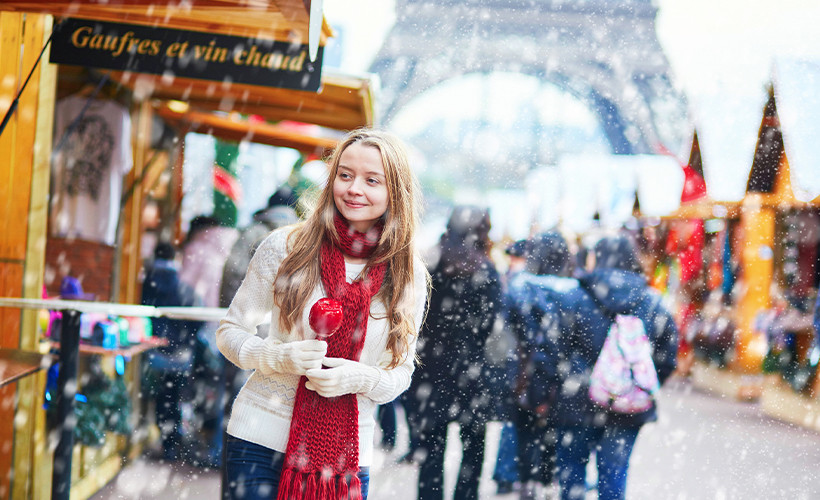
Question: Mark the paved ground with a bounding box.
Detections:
[93,376,820,499]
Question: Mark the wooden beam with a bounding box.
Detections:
[157,106,338,154]
[116,100,152,304]
[109,70,375,131]
[0,0,332,44]
[13,13,56,500]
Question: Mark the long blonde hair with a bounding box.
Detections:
[273,128,428,368]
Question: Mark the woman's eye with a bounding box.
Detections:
[367,178,380,185]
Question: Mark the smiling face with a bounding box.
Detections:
[332,142,389,233]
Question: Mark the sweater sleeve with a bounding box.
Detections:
[362,258,428,405]
[216,228,289,370]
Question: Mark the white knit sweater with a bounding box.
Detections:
[216,227,427,466]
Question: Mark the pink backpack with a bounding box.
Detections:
[589,314,660,414]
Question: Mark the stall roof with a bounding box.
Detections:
[0,0,332,44]
[157,104,341,154]
[116,69,377,131]
[689,87,769,203]
[4,1,377,131]
[773,58,820,203]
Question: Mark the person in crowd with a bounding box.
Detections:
[216,128,430,500]
[219,187,300,418]
[180,214,239,309]
[814,290,820,354]
[492,239,530,495]
[541,234,678,500]
[376,398,399,451]
[219,187,300,308]
[408,205,502,500]
[266,182,301,213]
[504,231,570,500]
[179,214,240,465]
[140,241,204,462]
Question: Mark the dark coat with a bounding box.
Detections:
[409,258,502,430]
[219,205,297,307]
[141,259,203,369]
[507,267,678,429]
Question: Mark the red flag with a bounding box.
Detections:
[213,165,242,202]
[680,164,707,203]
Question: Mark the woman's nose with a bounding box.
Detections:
[347,177,365,194]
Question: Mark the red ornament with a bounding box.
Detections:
[309,298,344,339]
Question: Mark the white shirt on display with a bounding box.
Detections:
[50,95,133,245]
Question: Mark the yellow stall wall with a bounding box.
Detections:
[0,11,56,500]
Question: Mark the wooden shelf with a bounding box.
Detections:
[47,337,168,358]
[0,348,51,387]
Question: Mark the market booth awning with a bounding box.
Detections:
[3,1,378,134]
[130,70,377,132]
[156,105,342,153]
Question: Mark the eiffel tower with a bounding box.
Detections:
[370,0,688,155]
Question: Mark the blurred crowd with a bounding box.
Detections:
[394,205,678,500]
[140,194,679,500]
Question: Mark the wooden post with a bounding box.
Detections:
[172,127,188,246]
[734,194,774,374]
[116,100,152,304]
[0,11,56,499]
[17,13,57,500]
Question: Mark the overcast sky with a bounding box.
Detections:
[322,0,820,209]
[324,0,820,99]
[656,0,820,95]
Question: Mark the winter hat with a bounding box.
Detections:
[154,242,176,261]
[437,205,492,276]
[267,184,299,209]
[526,231,570,276]
[446,205,491,239]
[505,239,529,258]
[59,276,95,301]
[593,234,643,274]
[255,205,298,228]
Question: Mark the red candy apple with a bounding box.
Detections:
[309,298,344,339]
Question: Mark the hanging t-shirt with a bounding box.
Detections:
[50,95,132,245]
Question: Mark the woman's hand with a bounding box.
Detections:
[258,339,327,376]
[305,357,381,398]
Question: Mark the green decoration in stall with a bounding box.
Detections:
[49,358,133,447]
[286,153,327,217]
[213,139,241,227]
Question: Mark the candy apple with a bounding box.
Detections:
[309,298,344,338]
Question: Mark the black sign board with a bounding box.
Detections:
[49,18,323,92]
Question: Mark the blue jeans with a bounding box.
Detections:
[555,425,640,500]
[493,422,520,484]
[515,407,556,484]
[377,401,397,449]
[224,436,370,499]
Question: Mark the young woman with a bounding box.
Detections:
[216,128,430,500]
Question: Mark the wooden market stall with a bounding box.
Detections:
[752,59,820,430]
[650,135,742,379]
[0,2,376,498]
[682,66,820,402]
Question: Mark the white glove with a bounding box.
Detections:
[257,339,327,376]
[305,357,381,398]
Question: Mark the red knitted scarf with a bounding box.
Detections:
[277,214,386,500]
[333,213,384,259]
